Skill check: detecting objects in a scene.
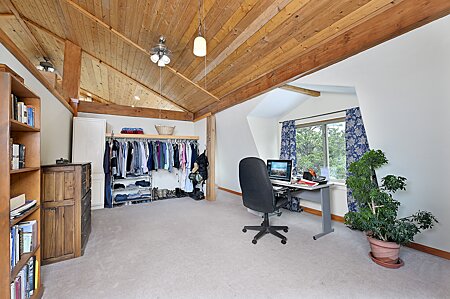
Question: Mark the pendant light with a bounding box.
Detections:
[193,0,206,57]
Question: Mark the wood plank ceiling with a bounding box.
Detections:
[0,0,449,117]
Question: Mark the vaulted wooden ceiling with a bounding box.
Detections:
[0,0,449,119]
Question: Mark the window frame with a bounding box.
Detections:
[296,117,346,183]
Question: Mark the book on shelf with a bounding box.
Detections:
[10,200,37,219]
[11,94,36,127]
[10,256,36,299]
[10,220,38,269]
[10,143,25,170]
[10,194,26,211]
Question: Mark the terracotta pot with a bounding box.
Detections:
[367,236,400,264]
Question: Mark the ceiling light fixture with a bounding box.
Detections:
[150,36,171,68]
[37,58,55,72]
[193,0,206,57]
[134,95,140,101]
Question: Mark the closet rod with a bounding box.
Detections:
[278,108,351,124]
[105,133,199,140]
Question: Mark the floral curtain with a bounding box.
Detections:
[280,120,297,175]
[345,107,370,212]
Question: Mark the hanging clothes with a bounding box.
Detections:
[103,141,113,208]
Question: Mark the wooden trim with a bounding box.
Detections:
[105,133,199,140]
[193,112,212,122]
[216,186,450,259]
[206,115,216,201]
[61,40,82,101]
[0,30,73,113]
[195,0,450,118]
[280,85,321,97]
[78,101,194,121]
[407,242,450,260]
[301,206,345,223]
[217,186,450,260]
[64,0,219,102]
[218,186,242,197]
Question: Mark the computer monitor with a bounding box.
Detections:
[267,159,292,182]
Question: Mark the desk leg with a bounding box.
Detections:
[313,187,335,240]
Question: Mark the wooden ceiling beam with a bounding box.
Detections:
[194,0,450,119]
[78,101,194,122]
[63,0,219,102]
[79,89,117,104]
[0,28,73,113]
[19,16,191,113]
[280,85,320,97]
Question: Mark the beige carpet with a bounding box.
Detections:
[42,190,450,299]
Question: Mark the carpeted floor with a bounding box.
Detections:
[42,190,450,299]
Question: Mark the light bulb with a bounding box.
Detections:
[193,36,207,57]
[157,59,165,67]
[162,54,170,64]
[150,53,159,63]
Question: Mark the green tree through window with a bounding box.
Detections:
[296,121,346,181]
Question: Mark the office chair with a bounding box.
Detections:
[239,157,289,244]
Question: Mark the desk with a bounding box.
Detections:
[272,181,334,240]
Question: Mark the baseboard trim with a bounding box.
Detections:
[217,186,449,260]
[407,242,450,260]
[301,206,345,223]
[217,186,345,222]
[218,186,242,196]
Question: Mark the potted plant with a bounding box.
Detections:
[344,149,438,268]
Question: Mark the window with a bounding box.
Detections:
[296,120,346,181]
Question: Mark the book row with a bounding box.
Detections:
[10,220,38,269]
[11,94,36,127]
[10,256,38,299]
[10,139,26,170]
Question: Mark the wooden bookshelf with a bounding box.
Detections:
[10,167,40,174]
[0,71,43,298]
[10,205,39,227]
[10,119,40,132]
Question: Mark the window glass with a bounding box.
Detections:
[296,125,325,175]
[296,121,346,182]
[327,122,346,180]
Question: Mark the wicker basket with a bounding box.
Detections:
[155,125,175,135]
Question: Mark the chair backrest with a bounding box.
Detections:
[239,157,276,213]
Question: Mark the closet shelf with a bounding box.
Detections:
[106,133,199,140]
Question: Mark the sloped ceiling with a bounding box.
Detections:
[0,0,448,116]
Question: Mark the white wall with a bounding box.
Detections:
[77,112,198,190]
[293,15,450,252]
[0,44,72,165]
[216,98,263,191]
[279,92,359,217]
[247,116,279,161]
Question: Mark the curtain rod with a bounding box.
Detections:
[278,108,351,124]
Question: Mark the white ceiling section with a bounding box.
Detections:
[248,89,309,118]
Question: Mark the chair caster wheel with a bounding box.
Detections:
[252,239,257,244]
[283,228,288,233]
[281,239,287,244]
[242,228,247,233]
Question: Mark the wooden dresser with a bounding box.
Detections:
[41,163,92,264]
